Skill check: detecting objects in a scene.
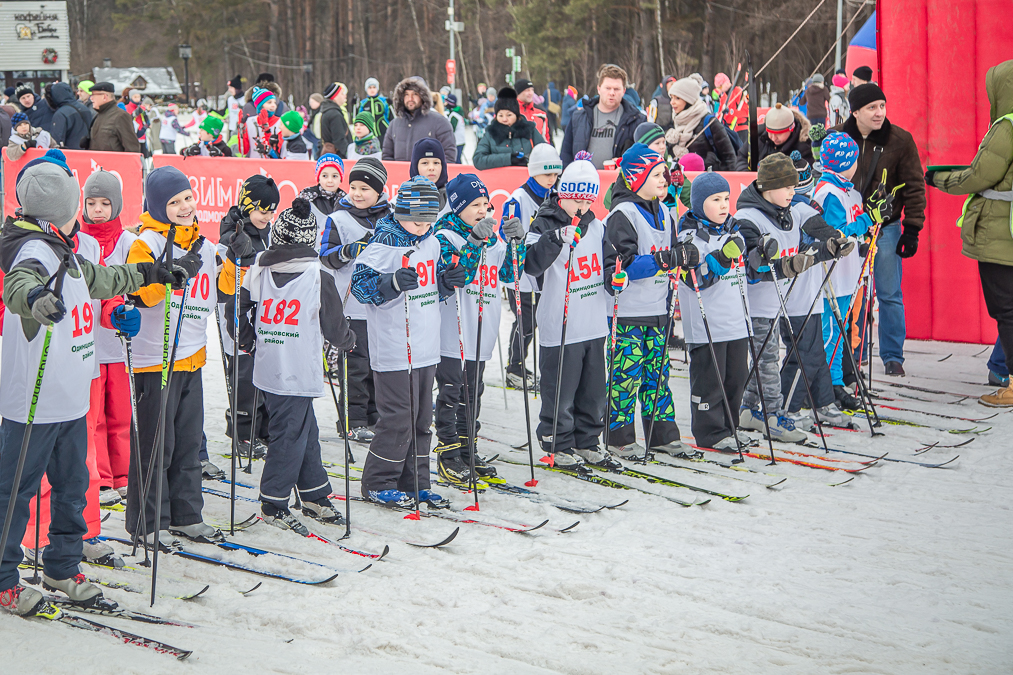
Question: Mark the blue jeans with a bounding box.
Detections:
[988,338,1008,377]
[874,222,906,364]
[0,417,88,591]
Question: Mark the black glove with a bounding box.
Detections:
[923,170,938,188]
[136,260,185,287]
[859,241,871,259]
[392,266,419,292]
[175,247,203,280]
[654,241,699,271]
[24,139,37,149]
[27,286,66,325]
[237,320,257,354]
[227,230,256,264]
[440,262,468,290]
[896,230,919,258]
[510,152,528,167]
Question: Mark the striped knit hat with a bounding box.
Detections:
[323,82,347,101]
[394,175,441,223]
[348,157,387,195]
[353,110,378,138]
[316,153,345,184]
[251,87,276,113]
[791,150,813,195]
[634,122,665,147]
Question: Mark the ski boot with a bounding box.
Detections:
[711,436,739,452]
[343,426,375,443]
[169,522,225,544]
[201,459,226,480]
[652,440,690,457]
[83,538,124,569]
[988,369,1010,388]
[261,502,310,536]
[412,490,451,509]
[506,369,536,390]
[834,385,863,412]
[815,404,856,429]
[98,487,122,506]
[738,407,766,433]
[42,573,108,608]
[437,454,484,490]
[141,529,183,552]
[741,407,806,443]
[237,438,267,460]
[609,442,648,460]
[0,584,51,617]
[545,449,592,475]
[574,446,623,472]
[458,436,498,478]
[364,489,416,509]
[302,497,345,525]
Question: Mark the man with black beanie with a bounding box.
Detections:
[833,82,926,377]
[514,78,551,145]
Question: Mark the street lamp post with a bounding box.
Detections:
[178,44,192,105]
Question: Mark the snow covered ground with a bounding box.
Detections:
[2,304,1012,674]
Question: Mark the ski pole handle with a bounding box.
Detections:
[401,253,411,268]
[451,254,459,266]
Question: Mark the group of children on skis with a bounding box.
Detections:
[0,124,890,617]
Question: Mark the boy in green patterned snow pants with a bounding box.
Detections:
[606,322,679,450]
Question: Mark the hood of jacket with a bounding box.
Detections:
[50,82,77,108]
[393,77,433,119]
[244,82,282,105]
[987,59,1013,123]
[736,182,793,231]
[259,243,317,266]
[140,212,201,250]
[0,216,77,273]
[485,116,539,144]
[370,213,435,248]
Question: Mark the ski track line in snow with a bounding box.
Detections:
[1,314,1011,673]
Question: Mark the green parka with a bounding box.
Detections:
[931,59,1013,266]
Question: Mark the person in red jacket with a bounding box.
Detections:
[514,78,552,146]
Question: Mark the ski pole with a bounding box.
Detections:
[531,291,538,400]
[642,267,680,464]
[465,247,487,512]
[733,256,777,465]
[686,266,745,463]
[213,304,241,470]
[508,240,537,486]
[450,254,477,502]
[496,291,508,410]
[28,486,41,585]
[229,224,243,533]
[341,349,352,538]
[604,257,622,456]
[545,220,581,466]
[119,302,150,564]
[0,255,70,577]
[401,250,421,521]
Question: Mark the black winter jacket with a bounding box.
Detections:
[561,97,645,167]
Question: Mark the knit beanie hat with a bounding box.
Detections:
[143,166,192,224]
[677,153,705,172]
[811,74,825,85]
[228,75,244,90]
[756,152,799,192]
[528,143,563,178]
[315,153,345,184]
[667,77,701,104]
[281,110,304,134]
[200,113,224,138]
[14,83,33,100]
[323,82,347,101]
[394,175,441,223]
[409,138,448,188]
[83,170,124,223]
[251,87,276,113]
[353,110,378,138]
[713,73,731,90]
[11,111,28,127]
[848,83,885,112]
[852,66,873,82]
[791,150,813,195]
[764,103,795,134]
[271,198,317,247]
[690,171,730,220]
[364,77,380,91]
[16,150,79,228]
[238,175,280,215]
[634,122,665,147]
[620,143,665,194]
[558,159,600,202]
[447,173,490,216]
[4,86,14,97]
[494,87,520,117]
[348,157,387,195]
[820,131,859,174]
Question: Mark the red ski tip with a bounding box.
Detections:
[464,504,480,512]
[539,454,554,467]
[524,479,539,487]
[404,512,421,520]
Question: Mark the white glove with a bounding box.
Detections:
[557,225,577,246]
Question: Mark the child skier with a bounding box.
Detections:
[501,144,561,390]
[603,143,697,459]
[351,176,456,507]
[126,166,222,547]
[299,154,347,247]
[6,111,53,161]
[433,173,527,486]
[813,133,881,411]
[320,158,391,442]
[736,153,841,442]
[523,157,611,472]
[217,175,280,462]
[279,110,311,160]
[0,150,181,616]
[357,77,391,142]
[676,172,750,450]
[409,138,449,214]
[347,111,382,160]
[245,87,282,159]
[181,114,233,157]
[230,198,356,532]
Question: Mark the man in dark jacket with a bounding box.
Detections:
[319,82,352,157]
[805,74,832,125]
[833,83,926,376]
[87,82,141,153]
[561,64,645,168]
[48,82,90,149]
[735,103,813,170]
[15,84,54,131]
[382,77,457,162]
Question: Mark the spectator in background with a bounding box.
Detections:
[561,64,645,168]
[542,81,562,138]
[226,75,244,138]
[357,77,392,142]
[829,74,851,127]
[734,102,812,170]
[805,74,832,126]
[76,81,96,117]
[306,92,324,158]
[383,76,457,162]
[851,66,873,88]
[514,78,551,145]
[664,76,735,171]
[319,82,352,158]
[16,83,54,131]
[649,76,677,129]
[48,82,90,150]
[472,87,544,170]
[560,86,578,131]
[87,82,141,153]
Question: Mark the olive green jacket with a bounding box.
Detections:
[932,59,1013,266]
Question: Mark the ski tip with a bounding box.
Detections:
[101,512,111,523]
[608,499,630,509]
[766,478,788,488]
[311,573,341,585]
[829,476,855,487]
[378,545,390,561]
[357,563,373,573]
[693,498,712,506]
[182,584,211,601]
[559,521,580,533]
[241,582,263,596]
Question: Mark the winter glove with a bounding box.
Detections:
[654,242,699,272]
[468,217,497,246]
[611,269,629,293]
[26,286,66,325]
[392,266,419,292]
[135,260,186,289]
[808,123,827,146]
[338,239,369,262]
[510,152,529,167]
[24,140,37,149]
[826,236,856,259]
[670,165,685,189]
[865,192,895,224]
[440,261,468,290]
[778,251,816,279]
[748,234,781,273]
[110,304,141,337]
[501,216,525,242]
[859,240,871,259]
[175,246,203,282]
[923,170,938,188]
[713,234,745,268]
[226,230,256,265]
[896,229,919,258]
[551,225,578,247]
[238,320,257,354]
